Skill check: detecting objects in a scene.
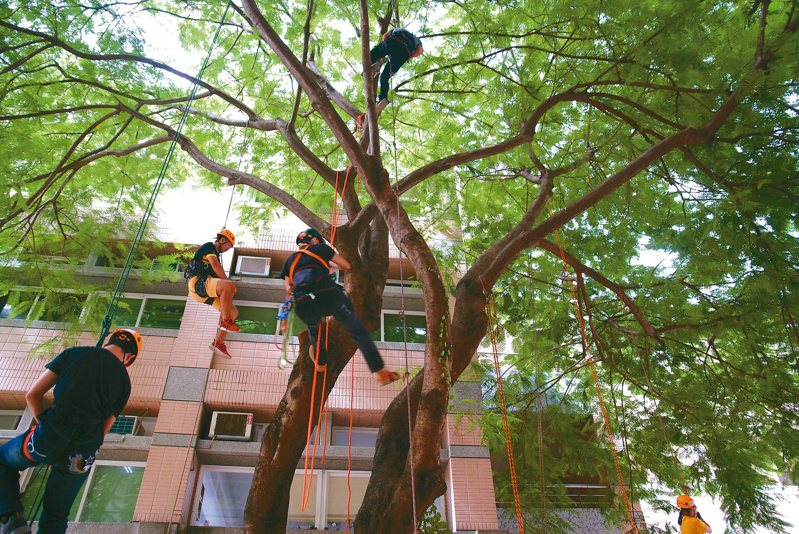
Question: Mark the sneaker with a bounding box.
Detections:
[375,369,400,386]
[0,513,31,534]
[376,98,389,113]
[219,319,240,332]
[210,340,232,359]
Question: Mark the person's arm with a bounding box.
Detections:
[207,254,228,279]
[331,252,351,271]
[411,44,424,58]
[284,277,292,298]
[103,415,116,435]
[25,369,59,423]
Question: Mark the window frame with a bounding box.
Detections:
[0,287,87,323]
[191,466,376,529]
[378,309,426,343]
[0,409,23,432]
[21,460,146,523]
[72,460,146,523]
[94,291,186,330]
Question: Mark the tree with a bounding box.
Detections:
[1,1,797,533]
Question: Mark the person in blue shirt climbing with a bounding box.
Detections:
[279,229,400,385]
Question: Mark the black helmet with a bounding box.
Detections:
[296,228,324,245]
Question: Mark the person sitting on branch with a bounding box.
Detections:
[676,494,712,534]
[369,27,423,113]
[186,229,239,358]
[0,329,142,534]
[279,228,401,385]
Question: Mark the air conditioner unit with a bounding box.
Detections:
[209,411,253,441]
[109,415,140,436]
[238,256,271,276]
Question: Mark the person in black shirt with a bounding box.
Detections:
[280,229,400,385]
[0,329,141,534]
[369,28,423,113]
[186,229,239,358]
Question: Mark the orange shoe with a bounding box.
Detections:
[375,369,400,386]
[210,340,232,359]
[219,319,240,332]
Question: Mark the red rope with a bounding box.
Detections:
[481,279,525,534]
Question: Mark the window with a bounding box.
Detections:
[0,410,22,431]
[193,468,373,529]
[97,295,186,330]
[0,290,87,323]
[38,292,87,323]
[138,298,185,329]
[77,463,145,522]
[373,311,426,343]
[330,427,378,447]
[236,304,306,336]
[0,290,39,320]
[22,461,144,523]
[325,473,368,530]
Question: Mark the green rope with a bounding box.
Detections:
[96,0,233,346]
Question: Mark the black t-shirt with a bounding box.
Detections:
[279,244,337,293]
[193,241,221,278]
[45,346,131,422]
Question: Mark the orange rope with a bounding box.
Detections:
[481,279,525,534]
[552,225,639,534]
[302,327,328,510]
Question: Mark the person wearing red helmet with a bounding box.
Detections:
[676,494,712,533]
[186,229,239,358]
[280,229,400,385]
[0,329,141,534]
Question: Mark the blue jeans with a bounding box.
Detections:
[294,289,385,372]
[0,417,101,534]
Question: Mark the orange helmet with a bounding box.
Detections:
[676,494,695,509]
[217,228,236,246]
[108,328,143,367]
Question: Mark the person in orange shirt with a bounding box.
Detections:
[676,494,713,534]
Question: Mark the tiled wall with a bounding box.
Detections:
[0,293,500,532]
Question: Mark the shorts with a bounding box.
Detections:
[187,275,222,311]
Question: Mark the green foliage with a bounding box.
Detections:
[1,0,798,531]
[418,502,452,534]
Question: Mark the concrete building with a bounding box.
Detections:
[0,230,502,533]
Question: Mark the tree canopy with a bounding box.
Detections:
[1,0,798,532]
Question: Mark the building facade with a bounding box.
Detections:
[0,232,502,533]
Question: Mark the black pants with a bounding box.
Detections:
[294,289,385,372]
[370,40,410,101]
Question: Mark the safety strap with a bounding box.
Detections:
[288,248,330,288]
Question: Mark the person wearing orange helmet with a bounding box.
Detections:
[280,229,400,385]
[676,494,712,533]
[0,329,142,534]
[186,229,239,358]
